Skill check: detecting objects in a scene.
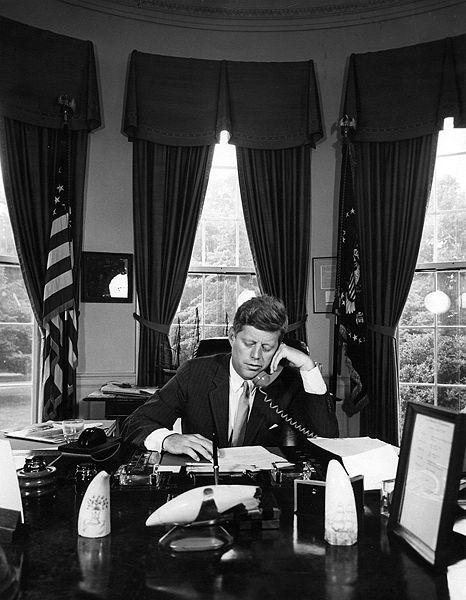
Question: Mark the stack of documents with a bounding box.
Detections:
[308,436,399,490]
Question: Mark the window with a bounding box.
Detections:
[169,135,259,364]
[399,119,466,431]
[0,166,34,430]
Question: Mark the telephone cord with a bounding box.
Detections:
[258,387,317,439]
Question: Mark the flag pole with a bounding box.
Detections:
[331,115,356,403]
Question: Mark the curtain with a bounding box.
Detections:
[236,145,311,343]
[133,141,214,386]
[124,52,322,149]
[336,34,466,443]
[0,17,101,417]
[353,135,438,443]
[0,119,88,323]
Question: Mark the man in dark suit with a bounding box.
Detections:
[121,295,339,460]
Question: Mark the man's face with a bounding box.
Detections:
[229,325,281,380]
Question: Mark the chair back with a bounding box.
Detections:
[193,337,231,358]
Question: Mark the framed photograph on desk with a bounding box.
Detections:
[388,402,466,568]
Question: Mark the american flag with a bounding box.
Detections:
[42,119,78,420]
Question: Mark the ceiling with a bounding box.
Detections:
[60,0,463,30]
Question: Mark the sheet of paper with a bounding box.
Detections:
[310,436,390,457]
[447,559,466,600]
[0,439,23,521]
[310,436,399,490]
[186,446,288,472]
[342,444,399,490]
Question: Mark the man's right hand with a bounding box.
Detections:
[162,433,213,461]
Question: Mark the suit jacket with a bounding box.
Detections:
[121,353,339,448]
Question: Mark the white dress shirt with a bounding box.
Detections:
[144,360,327,452]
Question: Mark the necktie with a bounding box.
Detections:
[230,380,250,447]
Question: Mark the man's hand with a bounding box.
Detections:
[269,342,316,373]
[162,433,213,461]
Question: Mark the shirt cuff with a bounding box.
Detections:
[300,366,327,395]
[144,427,174,452]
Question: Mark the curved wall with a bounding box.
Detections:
[1,0,465,425]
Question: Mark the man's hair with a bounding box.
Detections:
[232,295,288,338]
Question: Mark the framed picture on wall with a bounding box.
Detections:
[388,402,466,568]
[312,257,337,313]
[81,252,133,303]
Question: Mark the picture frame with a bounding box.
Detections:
[388,401,466,568]
[312,257,337,313]
[81,252,133,303]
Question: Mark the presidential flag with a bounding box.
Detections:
[42,118,78,421]
[333,117,369,416]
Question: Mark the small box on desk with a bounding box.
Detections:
[294,474,364,535]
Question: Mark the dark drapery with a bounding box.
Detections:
[352,135,438,443]
[0,120,88,324]
[336,34,466,442]
[124,51,322,149]
[344,34,466,141]
[132,141,214,386]
[236,145,311,343]
[0,17,101,416]
[124,51,322,383]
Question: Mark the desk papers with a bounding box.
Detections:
[180,446,289,474]
[309,436,399,491]
[3,420,116,445]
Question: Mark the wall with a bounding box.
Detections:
[1,0,466,432]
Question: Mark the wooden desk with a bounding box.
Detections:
[2,454,465,600]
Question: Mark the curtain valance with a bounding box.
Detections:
[343,34,466,142]
[0,17,101,131]
[123,51,322,149]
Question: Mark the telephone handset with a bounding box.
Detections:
[252,352,317,440]
[251,360,286,388]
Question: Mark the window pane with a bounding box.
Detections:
[399,272,435,327]
[437,327,466,385]
[436,211,466,262]
[0,265,33,430]
[399,328,434,383]
[0,185,17,259]
[399,385,434,435]
[437,387,463,412]
[204,221,237,267]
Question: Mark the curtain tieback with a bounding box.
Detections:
[288,315,307,333]
[133,313,170,335]
[367,323,396,339]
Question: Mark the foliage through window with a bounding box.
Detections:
[169,136,259,364]
[399,119,466,434]
[0,166,34,430]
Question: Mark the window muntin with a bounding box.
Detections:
[399,119,466,431]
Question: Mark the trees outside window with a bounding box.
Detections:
[169,137,259,364]
[0,168,34,430]
[399,119,466,434]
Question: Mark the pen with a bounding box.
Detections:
[212,431,219,485]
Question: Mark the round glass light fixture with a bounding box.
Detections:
[424,290,451,314]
